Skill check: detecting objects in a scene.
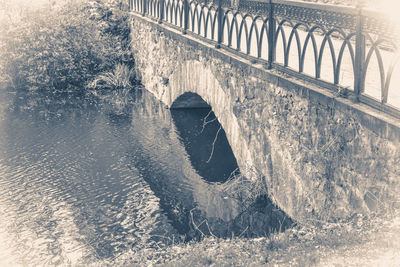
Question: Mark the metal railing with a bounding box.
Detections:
[128,0,400,117]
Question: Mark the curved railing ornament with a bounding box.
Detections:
[128,0,400,117]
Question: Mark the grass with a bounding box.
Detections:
[97,210,399,266]
[87,63,140,113]
[95,166,398,266]
[90,166,399,266]
[215,166,268,208]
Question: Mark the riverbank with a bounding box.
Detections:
[107,211,399,266]
[0,0,136,116]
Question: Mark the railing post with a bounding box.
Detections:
[182,0,189,34]
[354,0,365,99]
[267,0,275,69]
[142,0,147,15]
[158,0,164,23]
[216,0,223,48]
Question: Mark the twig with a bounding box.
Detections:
[201,109,216,133]
[190,209,206,237]
[278,216,287,233]
[151,234,174,243]
[320,125,346,154]
[204,220,217,238]
[189,209,217,238]
[365,190,386,210]
[206,126,222,163]
[201,117,217,133]
[238,226,249,238]
[227,167,240,179]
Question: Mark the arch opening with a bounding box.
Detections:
[170,92,240,183]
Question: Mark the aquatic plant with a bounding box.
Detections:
[87,63,140,113]
[88,63,136,92]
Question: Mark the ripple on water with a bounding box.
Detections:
[0,108,178,265]
[0,90,293,265]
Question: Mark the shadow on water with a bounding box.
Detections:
[129,90,293,239]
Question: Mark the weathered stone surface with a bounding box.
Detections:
[130,15,400,222]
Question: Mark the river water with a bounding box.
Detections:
[0,89,291,266]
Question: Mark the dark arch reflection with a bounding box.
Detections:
[170,93,240,183]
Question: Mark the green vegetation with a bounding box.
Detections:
[0,0,137,115]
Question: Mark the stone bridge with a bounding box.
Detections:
[128,0,400,222]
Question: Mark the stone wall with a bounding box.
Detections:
[130,14,400,222]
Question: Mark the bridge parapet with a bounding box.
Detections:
[129,0,400,118]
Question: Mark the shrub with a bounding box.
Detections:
[0,0,135,111]
[87,63,140,113]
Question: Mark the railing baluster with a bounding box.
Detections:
[267,0,275,69]
[216,0,223,48]
[159,0,165,23]
[354,1,365,99]
[183,0,189,34]
[142,0,147,15]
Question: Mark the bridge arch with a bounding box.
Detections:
[170,92,211,109]
[144,59,255,180]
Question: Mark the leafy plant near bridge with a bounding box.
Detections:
[0,0,137,115]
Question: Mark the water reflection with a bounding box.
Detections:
[171,107,240,183]
[0,88,292,265]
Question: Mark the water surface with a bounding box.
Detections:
[0,89,291,265]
